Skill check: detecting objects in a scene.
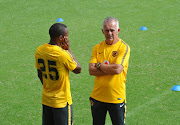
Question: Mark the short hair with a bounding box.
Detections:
[49,23,67,39]
[103,17,119,30]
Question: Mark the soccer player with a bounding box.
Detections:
[35,23,81,125]
[89,17,130,125]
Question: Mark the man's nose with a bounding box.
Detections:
[107,30,112,35]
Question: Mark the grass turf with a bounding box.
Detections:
[0,0,179,124]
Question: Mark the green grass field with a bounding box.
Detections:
[0,0,179,124]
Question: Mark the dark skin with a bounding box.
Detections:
[37,28,81,84]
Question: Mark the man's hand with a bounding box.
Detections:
[61,36,70,50]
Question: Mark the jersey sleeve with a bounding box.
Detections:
[89,45,98,64]
[60,50,77,71]
[116,44,130,66]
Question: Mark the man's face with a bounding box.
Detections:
[59,28,69,49]
[102,21,120,44]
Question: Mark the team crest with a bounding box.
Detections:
[103,60,110,65]
[112,51,118,57]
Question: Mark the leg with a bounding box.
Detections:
[108,102,126,125]
[53,103,73,125]
[90,97,107,125]
[42,104,54,125]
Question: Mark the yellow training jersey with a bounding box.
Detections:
[90,39,130,103]
[35,43,77,108]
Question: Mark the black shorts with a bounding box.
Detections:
[90,97,126,125]
[42,104,73,125]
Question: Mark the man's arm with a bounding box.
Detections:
[37,69,43,85]
[99,63,124,75]
[61,37,81,74]
[89,63,124,76]
[89,63,107,76]
[68,49,81,74]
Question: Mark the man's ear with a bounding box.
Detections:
[102,29,104,34]
[58,35,63,42]
[118,28,120,33]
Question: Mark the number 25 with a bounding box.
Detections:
[38,59,59,81]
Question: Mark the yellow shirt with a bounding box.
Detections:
[35,43,77,108]
[90,39,130,103]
